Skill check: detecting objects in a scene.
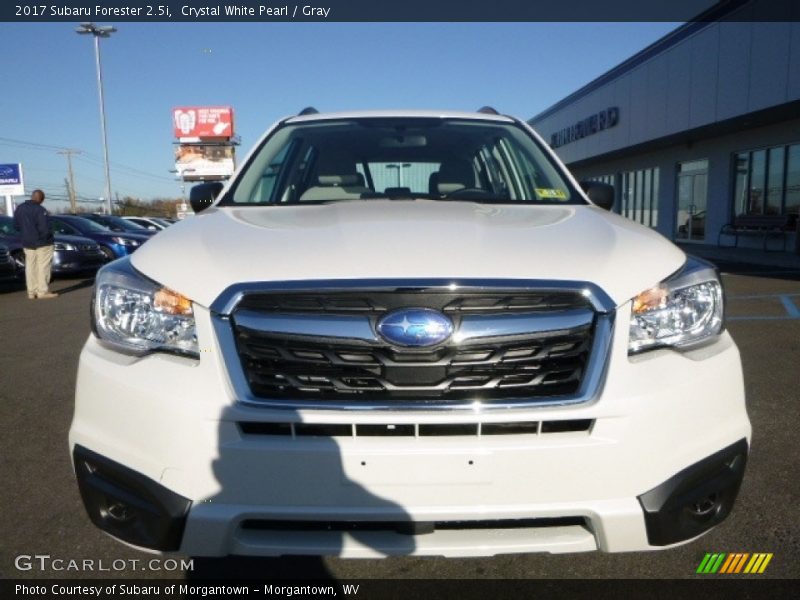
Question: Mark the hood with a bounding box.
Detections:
[92,230,150,241]
[0,234,22,253]
[55,234,99,246]
[132,200,685,310]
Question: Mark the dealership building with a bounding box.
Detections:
[529,0,800,252]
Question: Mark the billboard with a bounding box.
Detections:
[173,106,234,140]
[174,144,235,181]
[0,163,24,196]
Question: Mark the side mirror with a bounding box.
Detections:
[189,182,224,214]
[579,181,615,211]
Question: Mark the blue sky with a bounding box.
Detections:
[1,22,679,210]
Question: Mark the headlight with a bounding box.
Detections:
[112,236,140,247]
[629,256,724,354]
[54,242,76,251]
[92,257,198,358]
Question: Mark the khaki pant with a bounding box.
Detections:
[23,245,54,297]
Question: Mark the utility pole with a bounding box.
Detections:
[57,149,81,213]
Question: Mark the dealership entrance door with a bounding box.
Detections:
[676,159,709,242]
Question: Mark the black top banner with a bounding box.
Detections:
[4,0,799,23]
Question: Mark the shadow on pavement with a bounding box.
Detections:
[53,277,95,295]
[186,556,335,579]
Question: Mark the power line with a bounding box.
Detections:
[0,136,69,151]
[0,135,174,183]
[76,153,174,182]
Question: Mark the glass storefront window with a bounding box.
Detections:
[749,150,766,214]
[766,147,785,215]
[619,167,659,228]
[733,143,799,223]
[733,153,749,215]
[786,145,800,218]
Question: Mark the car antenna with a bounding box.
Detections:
[298,107,319,116]
[477,106,499,115]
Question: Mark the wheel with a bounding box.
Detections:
[100,246,117,262]
[12,251,25,270]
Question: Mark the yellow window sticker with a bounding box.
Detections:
[536,188,568,200]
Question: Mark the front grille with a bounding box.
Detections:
[230,289,601,405]
[238,419,594,437]
[241,517,587,535]
[236,290,590,314]
[79,243,102,253]
[0,248,10,263]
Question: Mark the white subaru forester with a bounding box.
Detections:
[69,109,750,557]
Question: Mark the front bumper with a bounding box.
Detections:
[53,250,107,274]
[102,242,140,259]
[0,259,16,281]
[69,304,751,557]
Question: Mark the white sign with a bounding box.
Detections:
[0,163,25,196]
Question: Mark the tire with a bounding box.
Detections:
[100,246,117,262]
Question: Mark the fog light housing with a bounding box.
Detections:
[637,439,748,546]
[72,445,191,551]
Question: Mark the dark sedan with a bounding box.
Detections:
[0,243,16,282]
[48,215,150,261]
[80,213,157,237]
[0,216,106,275]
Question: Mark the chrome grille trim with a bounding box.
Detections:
[210,278,615,315]
[234,307,594,343]
[211,279,616,412]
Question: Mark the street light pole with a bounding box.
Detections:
[76,22,116,215]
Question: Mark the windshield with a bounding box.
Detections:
[0,216,17,235]
[223,118,582,205]
[94,215,146,232]
[60,217,111,233]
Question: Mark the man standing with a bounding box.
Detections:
[13,189,57,299]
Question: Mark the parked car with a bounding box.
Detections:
[48,215,150,261]
[122,216,172,231]
[79,213,157,237]
[70,108,750,557]
[0,215,106,275]
[0,242,16,282]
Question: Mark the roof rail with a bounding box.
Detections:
[477,106,499,115]
[297,106,319,116]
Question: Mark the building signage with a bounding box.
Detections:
[173,106,234,140]
[174,144,235,180]
[550,107,619,148]
[0,163,25,196]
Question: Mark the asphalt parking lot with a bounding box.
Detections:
[1,259,798,582]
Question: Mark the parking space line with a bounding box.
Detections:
[779,295,800,318]
[725,292,800,321]
[728,315,800,321]
[727,292,800,300]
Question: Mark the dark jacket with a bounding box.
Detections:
[13,200,54,249]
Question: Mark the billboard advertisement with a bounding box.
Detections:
[173,106,234,140]
[174,144,235,180]
[0,163,25,196]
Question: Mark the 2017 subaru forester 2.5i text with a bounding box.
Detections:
[69,109,750,557]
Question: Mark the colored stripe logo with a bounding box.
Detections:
[696,553,773,574]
